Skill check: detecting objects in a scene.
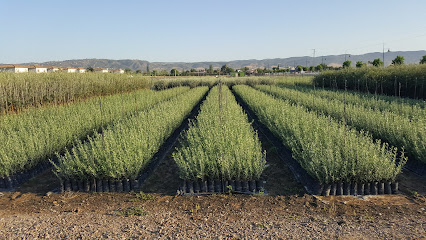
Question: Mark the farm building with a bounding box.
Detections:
[0,64,30,73]
[28,66,48,73]
[110,69,124,74]
[94,68,109,73]
[47,66,60,72]
[77,67,86,73]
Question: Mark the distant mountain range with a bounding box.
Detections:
[15,50,426,72]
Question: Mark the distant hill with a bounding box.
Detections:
[17,50,426,72]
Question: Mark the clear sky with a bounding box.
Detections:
[1,0,425,63]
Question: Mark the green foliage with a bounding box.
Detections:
[256,85,425,164]
[117,206,149,217]
[343,60,352,68]
[0,72,150,114]
[392,56,405,65]
[420,55,426,64]
[173,85,267,181]
[284,85,425,120]
[52,87,208,180]
[134,192,156,201]
[234,85,406,184]
[356,61,366,68]
[313,64,426,99]
[0,87,190,178]
[372,58,383,67]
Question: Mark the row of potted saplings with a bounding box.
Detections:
[180,179,265,194]
[320,181,398,196]
[173,85,268,195]
[232,85,406,197]
[61,178,141,193]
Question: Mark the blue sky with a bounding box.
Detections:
[1,0,425,63]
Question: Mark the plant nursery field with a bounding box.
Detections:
[0,74,425,238]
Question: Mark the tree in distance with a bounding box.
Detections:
[372,58,384,67]
[419,55,426,64]
[343,60,352,68]
[86,67,94,72]
[356,61,366,68]
[170,68,179,76]
[124,68,132,73]
[392,56,405,65]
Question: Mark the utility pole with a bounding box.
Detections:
[312,49,316,67]
[383,42,385,68]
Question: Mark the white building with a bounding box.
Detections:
[77,67,86,73]
[94,68,109,73]
[47,66,60,72]
[28,66,48,73]
[0,64,30,73]
[60,67,77,73]
[110,68,124,74]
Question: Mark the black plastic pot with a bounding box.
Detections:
[90,179,96,192]
[64,180,71,192]
[321,184,331,196]
[370,182,378,195]
[357,183,364,195]
[364,182,370,195]
[202,180,208,192]
[109,181,116,192]
[102,180,109,192]
[96,179,102,192]
[78,180,84,192]
[256,180,264,192]
[208,179,215,192]
[384,182,392,194]
[249,180,256,192]
[229,180,236,192]
[214,180,222,193]
[0,178,5,188]
[83,180,90,192]
[330,183,337,196]
[187,181,194,194]
[391,182,398,194]
[336,182,343,195]
[194,180,200,193]
[116,180,123,192]
[343,182,350,195]
[123,179,130,192]
[71,179,78,191]
[235,181,242,192]
[242,181,249,193]
[378,182,384,195]
[350,182,357,196]
[223,180,229,193]
[131,179,139,192]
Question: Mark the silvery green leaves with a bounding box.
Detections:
[173,85,266,182]
[234,85,406,184]
[53,87,208,181]
[0,87,190,178]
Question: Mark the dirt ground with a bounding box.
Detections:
[1,127,426,239]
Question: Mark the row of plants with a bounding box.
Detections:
[313,64,426,99]
[173,85,267,185]
[282,85,425,120]
[150,75,313,90]
[0,72,150,114]
[234,85,406,185]
[52,86,208,181]
[256,85,426,164]
[0,87,190,178]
